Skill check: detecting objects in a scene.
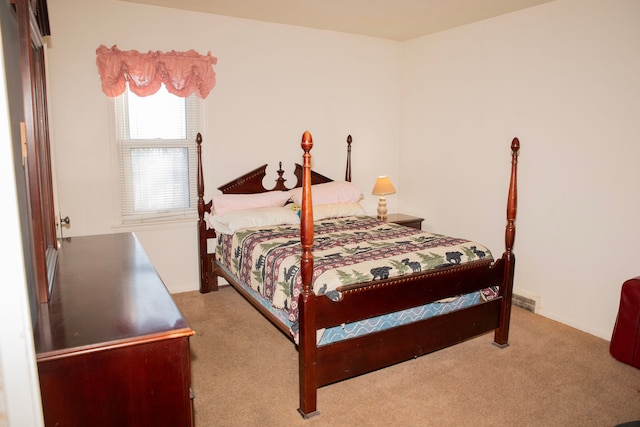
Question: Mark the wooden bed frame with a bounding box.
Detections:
[196,132,520,418]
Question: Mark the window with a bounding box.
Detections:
[114,84,201,223]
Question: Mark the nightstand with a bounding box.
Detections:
[385,213,424,230]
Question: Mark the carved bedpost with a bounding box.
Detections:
[197,133,208,292]
[345,135,352,182]
[298,131,319,418]
[504,137,519,260]
[300,132,314,294]
[197,133,217,293]
[494,137,520,346]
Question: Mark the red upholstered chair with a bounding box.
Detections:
[610,277,640,368]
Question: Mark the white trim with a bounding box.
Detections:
[110,216,196,233]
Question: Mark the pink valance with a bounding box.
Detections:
[96,45,217,98]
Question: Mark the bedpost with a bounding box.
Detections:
[299,132,314,295]
[298,131,319,418]
[345,135,352,182]
[494,137,520,346]
[504,137,519,261]
[197,133,217,293]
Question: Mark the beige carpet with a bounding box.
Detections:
[172,287,640,427]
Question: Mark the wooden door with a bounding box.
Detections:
[14,0,56,303]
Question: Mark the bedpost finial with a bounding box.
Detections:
[511,137,520,153]
[345,134,353,182]
[302,131,313,152]
[196,132,202,145]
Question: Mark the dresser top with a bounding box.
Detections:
[34,233,193,360]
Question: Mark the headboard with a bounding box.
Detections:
[214,134,352,195]
[216,163,334,194]
[195,132,354,293]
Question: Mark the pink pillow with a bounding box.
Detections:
[212,191,291,216]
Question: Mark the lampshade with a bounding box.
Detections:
[372,176,396,196]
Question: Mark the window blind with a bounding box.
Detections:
[114,85,201,223]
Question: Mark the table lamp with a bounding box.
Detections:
[372,176,396,221]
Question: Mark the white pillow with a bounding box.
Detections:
[210,206,300,235]
[289,181,363,206]
[313,202,366,220]
[212,191,291,216]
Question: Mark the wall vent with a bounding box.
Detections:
[512,293,538,313]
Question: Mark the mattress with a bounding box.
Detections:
[216,215,497,344]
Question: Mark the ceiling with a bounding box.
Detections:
[120,0,555,41]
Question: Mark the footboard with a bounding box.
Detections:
[316,298,502,386]
[316,259,499,325]
[298,256,509,417]
[313,259,506,385]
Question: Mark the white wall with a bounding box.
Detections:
[45,0,401,293]
[401,0,640,339]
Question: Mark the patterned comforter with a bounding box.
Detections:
[216,215,494,341]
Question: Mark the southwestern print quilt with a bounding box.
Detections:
[216,215,494,341]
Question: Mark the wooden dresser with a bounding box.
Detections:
[33,233,194,427]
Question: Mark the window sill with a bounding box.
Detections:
[111,216,196,233]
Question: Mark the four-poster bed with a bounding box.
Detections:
[196,131,520,417]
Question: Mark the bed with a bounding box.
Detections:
[196,131,520,417]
